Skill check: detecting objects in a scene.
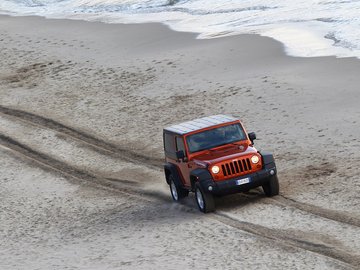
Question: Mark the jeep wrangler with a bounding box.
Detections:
[163,115,279,213]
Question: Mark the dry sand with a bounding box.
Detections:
[0,15,359,269]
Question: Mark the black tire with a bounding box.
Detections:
[262,175,279,197]
[195,182,215,213]
[169,175,189,201]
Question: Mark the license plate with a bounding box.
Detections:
[236,177,250,185]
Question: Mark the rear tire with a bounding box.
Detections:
[262,175,279,197]
[169,175,188,201]
[195,182,215,213]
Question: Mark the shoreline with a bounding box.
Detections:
[1,13,360,61]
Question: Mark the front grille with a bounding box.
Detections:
[221,158,252,177]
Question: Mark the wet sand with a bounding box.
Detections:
[0,15,359,269]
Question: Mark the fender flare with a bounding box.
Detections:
[260,151,276,169]
[163,162,182,186]
[189,168,213,191]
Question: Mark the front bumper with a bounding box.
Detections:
[200,164,276,196]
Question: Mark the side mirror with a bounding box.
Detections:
[248,132,256,144]
[176,150,185,161]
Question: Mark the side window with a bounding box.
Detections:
[176,136,186,156]
[164,132,176,159]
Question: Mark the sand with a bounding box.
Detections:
[0,14,359,269]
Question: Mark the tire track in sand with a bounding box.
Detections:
[242,191,360,228]
[0,105,359,229]
[272,195,360,228]
[0,133,168,202]
[0,105,162,170]
[0,134,359,268]
[212,212,360,268]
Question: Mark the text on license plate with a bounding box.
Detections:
[236,177,250,185]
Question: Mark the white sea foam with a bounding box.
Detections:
[1,0,360,59]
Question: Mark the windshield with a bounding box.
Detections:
[186,123,247,153]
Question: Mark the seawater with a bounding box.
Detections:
[1,0,360,58]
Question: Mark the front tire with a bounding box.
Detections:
[195,182,215,213]
[262,175,279,197]
[169,175,188,201]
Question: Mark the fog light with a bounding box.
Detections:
[270,169,275,175]
[208,186,213,191]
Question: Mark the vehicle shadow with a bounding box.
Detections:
[213,188,265,211]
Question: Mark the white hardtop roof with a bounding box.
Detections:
[164,115,238,135]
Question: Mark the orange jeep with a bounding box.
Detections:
[163,115,279,213]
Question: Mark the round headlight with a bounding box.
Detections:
[211,165,220,174]
[251,155,259,164]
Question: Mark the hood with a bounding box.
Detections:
[192,143,258,166]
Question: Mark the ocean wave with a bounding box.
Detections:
[72,4,277,16]
[1,0,360,58]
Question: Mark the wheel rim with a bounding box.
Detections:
[196,188,204,210]
[170,180,178,201]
